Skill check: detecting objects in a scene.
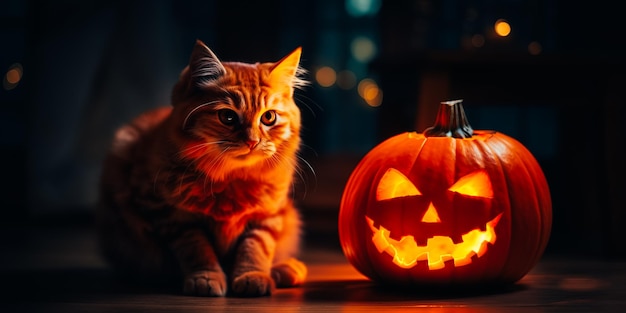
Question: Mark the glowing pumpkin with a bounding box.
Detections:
[338,100,552,286]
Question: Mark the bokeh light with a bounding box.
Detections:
[337,70,357,90]
[471,34,485,48]
[528,41,542,55]
[350,36,377,63]
[358,78,383,107]
[345,0,381,17]
[3,63,23,91]
[315,66,337,87]
[494,19,511,37]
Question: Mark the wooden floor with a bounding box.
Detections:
[1,219,625,312]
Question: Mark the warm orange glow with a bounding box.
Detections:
[315,66,336,87]
[367,213,502,269]
[358,78,383,107]
[363,87,378,99]
[3,63,23,90]
[376,168,421,201]
[421,203,441,223]
[357,79,373,97]
[494,19,511,37]
[339,102,552,285]
[6,68,20,84]
[448,170,493,198]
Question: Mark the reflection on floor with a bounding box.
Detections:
[1,219,625,312]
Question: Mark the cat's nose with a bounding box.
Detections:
[246,139,260,150]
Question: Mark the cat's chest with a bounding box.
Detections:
[172,177,288,220]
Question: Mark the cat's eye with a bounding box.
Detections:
[260,110,277,126]
[218,109,239,126]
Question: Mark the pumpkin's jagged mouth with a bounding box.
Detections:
[366,213,502,270]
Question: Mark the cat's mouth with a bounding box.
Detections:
[231,144,274,161]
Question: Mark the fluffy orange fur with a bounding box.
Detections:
[96,40,308,297]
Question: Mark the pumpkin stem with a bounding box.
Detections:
[423,99,474,138]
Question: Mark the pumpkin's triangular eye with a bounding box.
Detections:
[448,170,493,198]
[377,168,422,201]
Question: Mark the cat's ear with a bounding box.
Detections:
[189,39,226,86]
[268,47,306,90]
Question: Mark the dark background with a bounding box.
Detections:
[1,0,624,259]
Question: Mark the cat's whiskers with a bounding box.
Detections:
[267,153,301,200]
[266,153,285,171]
[280,154,308,198]
[177,159,197,197]
[201,147,231,195]
[295,154,316,200]
[176,140,226,159]
[181,100,221,130]
[294,144,318,198]
[266,150,311,200]
[294,93,322,117]
[262,152,293,197]
[296,155,316,180]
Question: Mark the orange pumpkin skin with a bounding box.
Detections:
[338,101,552,286]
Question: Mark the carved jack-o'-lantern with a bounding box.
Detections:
[339,100,552,286]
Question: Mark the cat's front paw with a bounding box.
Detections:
[231,271,275,297]
[271,258,307,288]
[183,270,227,297]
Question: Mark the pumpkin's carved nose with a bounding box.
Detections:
[421,202,441,223]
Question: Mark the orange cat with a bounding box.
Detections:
[96,40,308,297]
